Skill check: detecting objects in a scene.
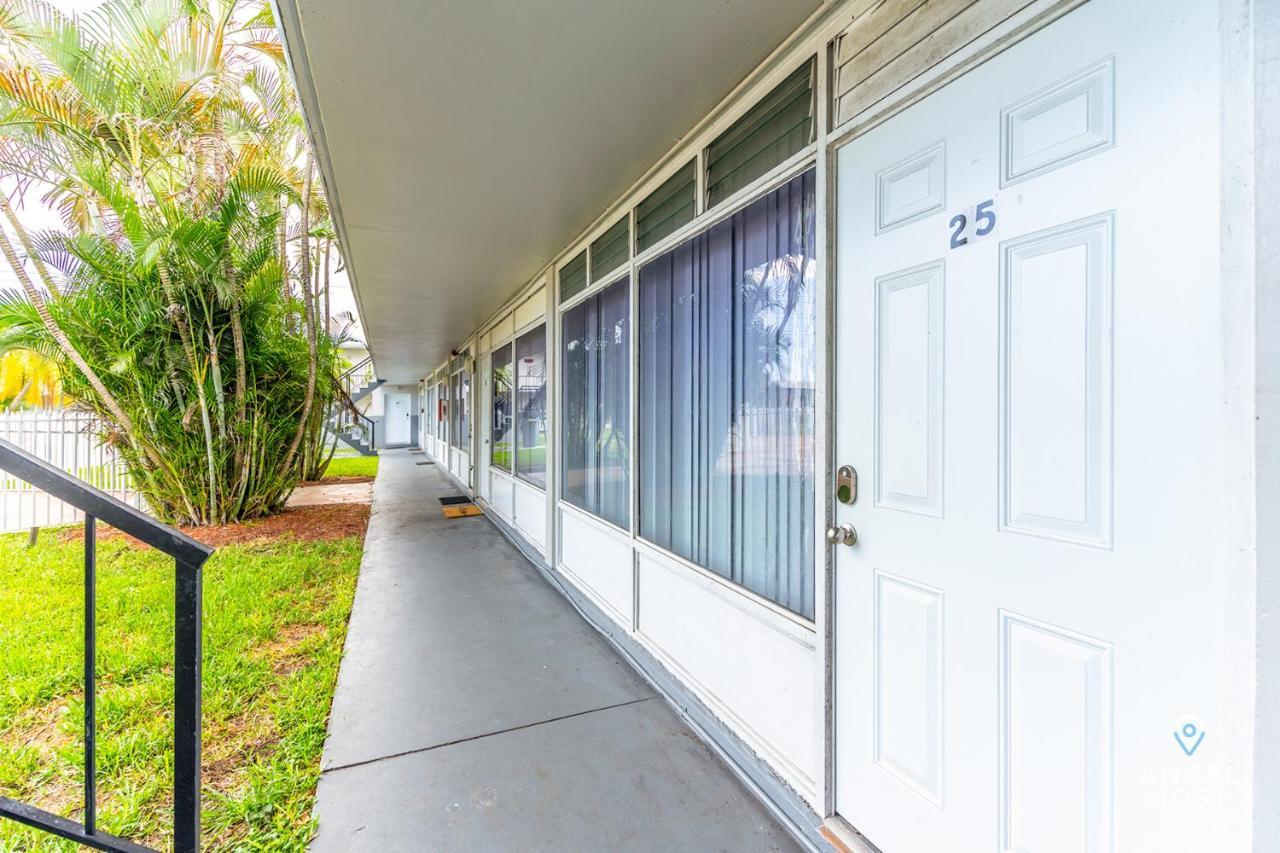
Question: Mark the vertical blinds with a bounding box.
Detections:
[590,217,630,283]
[559,250,588,302]
[705,58,815,207]
[635,160,696,253]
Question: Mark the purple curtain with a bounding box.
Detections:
[561,278,630,528]
[638,170,816,618]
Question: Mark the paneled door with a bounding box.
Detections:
[384,392,411,446]
[833,1,1226,850]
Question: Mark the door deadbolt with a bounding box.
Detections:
[836,465,857,505]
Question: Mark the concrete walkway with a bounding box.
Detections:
[311,450,801,852]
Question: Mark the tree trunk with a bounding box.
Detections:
[278,158,318,478]
[158,262,219,523]
[1,193,62,297]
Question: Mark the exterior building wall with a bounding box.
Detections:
[1253,0,1280,847]
[369,384,418,448]
[407,0,1267,847]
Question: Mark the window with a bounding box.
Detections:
[460,371,470,449]
[515,325,547,487]
[561,278,630,528]
[559,250,588,303]
[434,381,445,439]
[636,160,696,253]
[638,169,817,618]
[590,217,630,283]
[491,343,514,469]
[426,384,435,439]
[705,59,815,208]
[449,369,470,450]
[448,372,460,447]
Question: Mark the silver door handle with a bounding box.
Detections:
[826,523,857,546]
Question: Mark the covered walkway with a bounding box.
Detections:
[310,450,801,851]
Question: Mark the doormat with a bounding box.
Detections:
[441,504,483,519]
[416,461,433,466]
[438,495,471,505]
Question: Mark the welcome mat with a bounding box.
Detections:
[438,495,471,505]
[441,504,483,519]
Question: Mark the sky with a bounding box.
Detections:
[0,0,365,344]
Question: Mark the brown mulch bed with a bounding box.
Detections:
[60,502,370,549]
[301,475,374,486]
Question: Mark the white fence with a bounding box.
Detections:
[0,409,144,534]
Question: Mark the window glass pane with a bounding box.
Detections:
[460,370,471,450]
[449,372,460,447]
[491,343,514,469]
[559,250,588,303]
[515,325,548,487]
[705,59,814,208]
[434,382,444,439]
[561,278,630,528]
[636,160,696,253]
[638,168,817,618]
[590,217,630,283]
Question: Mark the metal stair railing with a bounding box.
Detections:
[340,356,380,402]
[332,397,377,451]
[0,438,214,853]
[330,357,380,454]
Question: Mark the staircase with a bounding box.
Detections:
[331,356,384,456]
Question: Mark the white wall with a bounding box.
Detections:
[1252,0,1279,846]
[369,384,418,447]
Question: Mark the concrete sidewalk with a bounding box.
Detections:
[310,449,801,852]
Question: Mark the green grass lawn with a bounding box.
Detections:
[0,529,363,851]
[489,444,546,472]
[320,456,378,479]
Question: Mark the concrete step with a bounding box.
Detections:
[330,428,378,457]
[349,378,385,404]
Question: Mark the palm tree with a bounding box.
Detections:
[0,0,343,524]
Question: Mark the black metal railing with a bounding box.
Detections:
[332,399,377,449]
[0,438,214,853]
[339,355,376,399]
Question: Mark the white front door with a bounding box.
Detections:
[384,392,411,445]
[833,1,1227,851]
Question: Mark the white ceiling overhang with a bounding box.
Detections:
[273,0,822,383]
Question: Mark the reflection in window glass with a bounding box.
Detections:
[448,372,460,447]
[449,369,470,450]
[459,370,470,450]
[434,382,445,440]
[561,279,630,528]
[491,344,514,469]
[515,325,548,487]
[638,169,817,618]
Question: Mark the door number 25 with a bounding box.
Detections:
[949,199,997,249]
